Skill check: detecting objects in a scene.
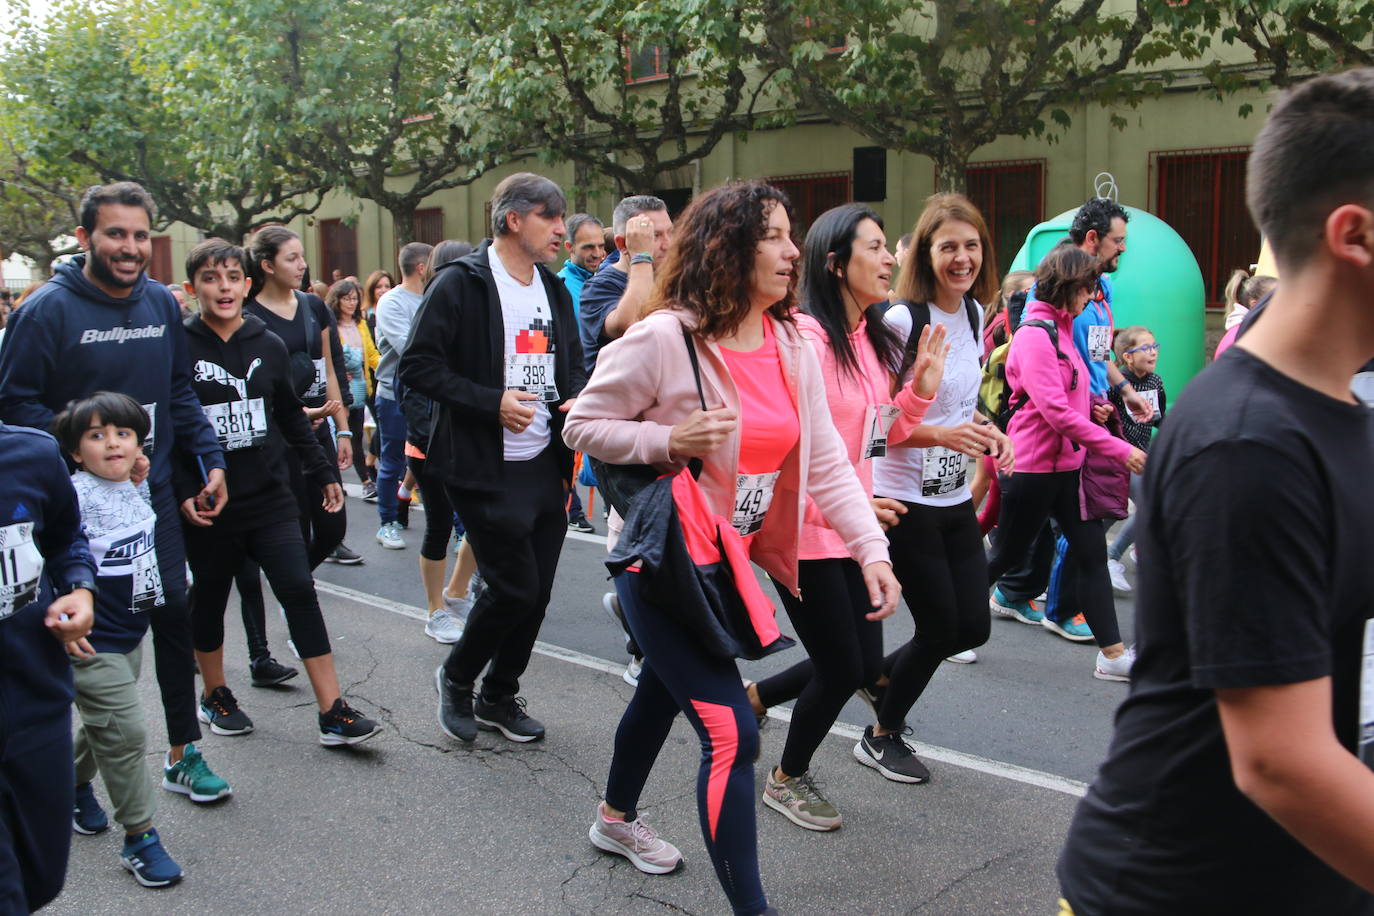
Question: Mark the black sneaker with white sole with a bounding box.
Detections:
[249,655,298,687]
[435,666,477,742]
[325,543,364,565]
[474,693,546,742]
[853,725,930,783]
[318,698,382,746]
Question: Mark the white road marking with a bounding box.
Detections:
[315,579,1089,798]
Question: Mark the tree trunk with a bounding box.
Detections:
[932,146,972,195]
[392,205,417,246]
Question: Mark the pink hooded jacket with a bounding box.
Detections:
[1005,299,1134,473]
[563,308,890,595]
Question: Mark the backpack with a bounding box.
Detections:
[891,296,980,393]
[981,318,1075,431]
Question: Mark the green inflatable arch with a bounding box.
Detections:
[1008,206,1206,401]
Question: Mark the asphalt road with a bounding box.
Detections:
[49,488,1139,915]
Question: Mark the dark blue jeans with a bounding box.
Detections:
[375,396,407,526]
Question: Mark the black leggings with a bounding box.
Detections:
[605,571,767,916]
[409,455,455,561]
[985,469,1120,647]
[877,498,989,732]
[755,559,883,776]
[239,425,344,659]
[347,407,371,484]
[188,516,332,660]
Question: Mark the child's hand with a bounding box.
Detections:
[130,454,151,486]
[65,637,96,659]
[180,496,214,527]
[45,590,94,648]
[1092,403,1114,424]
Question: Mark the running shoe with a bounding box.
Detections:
[1107,558,1132,593]
[435,666,477,742]
[1094,647,1137,682]
[198,686,253,736]
[854,682,887,719]
[475,693,546,742]
[326,543,364,565]
[1043,613,1094,643]
[762,769,842,831]
[249,654,298,687]
[469,570,485,597]
[73,781,109,835]
[424,607,464,644]
[853,725,931,783]
[443,590,473,622]
[623,657,643,688]
[588,804,683,874]
[319,698,382,746]
[989,587,1044,625]
[120,828,183,888]
[569,516,596,534]
[944,649,977,664]
[161,743,232,803]
[376,521,405,550]
[361,480,378,502]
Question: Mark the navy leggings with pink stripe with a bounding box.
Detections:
[604,572,768,916]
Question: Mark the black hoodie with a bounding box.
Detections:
[176,313,334,530]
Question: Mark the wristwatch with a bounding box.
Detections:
[63,579,99,599]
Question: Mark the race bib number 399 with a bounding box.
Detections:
[921,446,968,497]
[733,471,780,538]
[0,522,44,620]
[506,353,559,402]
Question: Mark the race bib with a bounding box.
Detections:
[733,471,780,538]
[1087,325,1112,363]
[88,516,164,613]
[141,402,157,456]
[921,446,968,497]
[506,353,559,402]
[0,522,44,620]
[305,357,327,400]
[1139,388,1161,420]
[861,404,901,460]
[1362,620,1374,767]
[203,398,268,451]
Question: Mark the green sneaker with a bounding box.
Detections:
[762,769,842,831]
[162,743,232,803]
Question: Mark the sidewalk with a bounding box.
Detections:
[51,589,1076,915]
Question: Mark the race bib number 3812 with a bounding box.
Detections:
[0,522,44,620]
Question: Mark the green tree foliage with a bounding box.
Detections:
[0,136,87,276]
[462,0,785,195]
[759,0,1170,193]
[182,0,523,244]
[3,0,324,242]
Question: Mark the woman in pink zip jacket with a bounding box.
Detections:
[741,202,947,830]
[984,242,1147,682]
[564,182,901,916]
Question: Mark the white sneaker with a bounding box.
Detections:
[1094,647,1136,682]
[376,522,405,550]
[623,657,643,687]
[1107,558,1132,593]
[424,608,464,644]
[944,649,977,664]
[443,591,473,623]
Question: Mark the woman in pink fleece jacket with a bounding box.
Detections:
[564,182,900,916]
[741,203,946,832]
[985,243,1147,682]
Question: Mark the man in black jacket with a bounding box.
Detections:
[401,173,586,743]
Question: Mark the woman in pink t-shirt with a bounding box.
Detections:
[565,183,901,916]
[744,203,947,828]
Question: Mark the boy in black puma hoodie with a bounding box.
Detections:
[177,238,381,747]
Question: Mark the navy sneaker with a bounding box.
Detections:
[121,828,184,888]
[474,693,545,742]
[318,698,382,747]
[73,781,109,835]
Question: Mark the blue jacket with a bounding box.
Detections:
[1071,274,1115,396]
[0,425,96,754]
[0,257,225,488]
[556,260,593,316]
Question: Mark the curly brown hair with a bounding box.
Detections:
[645,181,797,339]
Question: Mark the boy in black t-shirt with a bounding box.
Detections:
[1059,69,1374,914]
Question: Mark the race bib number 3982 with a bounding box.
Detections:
[0,522,44,620]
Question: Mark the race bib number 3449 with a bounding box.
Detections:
[0,522,44,620]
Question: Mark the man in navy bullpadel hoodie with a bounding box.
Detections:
[0,182,232,800]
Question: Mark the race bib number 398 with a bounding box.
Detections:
[0,522,44,620]
[506,353,559,402]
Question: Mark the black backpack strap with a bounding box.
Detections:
[681,324,706,478]
[892,298,932,394]
[1002,319,1065,425]
[293,290,321,358]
